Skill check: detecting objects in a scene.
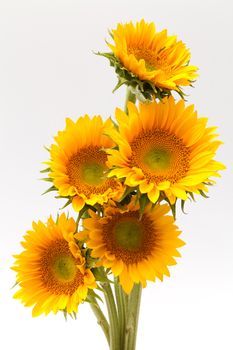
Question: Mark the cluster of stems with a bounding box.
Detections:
[91,272,142,350]
[89,89,141,350]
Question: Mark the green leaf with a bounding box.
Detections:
[87,289,104,304]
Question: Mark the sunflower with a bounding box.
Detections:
[106,97,225,205]
[107,19,198,93]
[83,201,184,293]
[47,115,124,212]
[12,214,96,316]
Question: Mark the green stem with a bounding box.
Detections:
[125,283,142,350]
[124,87,136,114]
[122,291,129,350]
[114,278,126,348]
[89,297,110,345]
[101,281,120,350]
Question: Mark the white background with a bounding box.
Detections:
[0,0,232,349]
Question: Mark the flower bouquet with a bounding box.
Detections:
[12,20,225,350]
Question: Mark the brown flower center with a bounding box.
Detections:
[129,129,190,183]
[102,211,157,265]
[128,47,170,74]
[66,146,117,196]
[39,240,83,295]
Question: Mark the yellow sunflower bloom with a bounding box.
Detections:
[107,97,225,204]
[107,19,198,92]
[83,201,184,294]
[12,213,97,316]
[47,115,124,212]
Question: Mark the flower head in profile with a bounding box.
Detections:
[12,214,96,316]
[83,201,184,293]
[107,97,225,205]
[101,19,198,100]
[46,115,124,212]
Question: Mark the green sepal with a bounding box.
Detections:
[93,203,103,216]
[139,193,149,218]
[117,186,137,209]
[43,145,50,152]
[11,281,19,289]
[92,268,114,284]
[40,177,53,182]
[170,202,177,220]
[76,204,90,226]
[181,200,188,214]
[62,310,68,321]
[199,190,209,198]
[203,181,214,186]
[109,116,119,129]
[40,167,51,173]
[187,191,195,201]
[107,29,114,39]
[97,51,186,101]
[42,185,57,195]
[59,198,72,210]
[70,311,77,320]
[62,309,76,321]
[119,186,137,202]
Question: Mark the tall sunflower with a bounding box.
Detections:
[83,201,184,294]
[12,214,96,316]
[107,97,225,204]
[47,115,124,212]
[106,19,198,96]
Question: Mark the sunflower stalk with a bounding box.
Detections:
[89,295,110,345]
[124,87,136,114]
[114,277,126,348]
[125,284,142,350]
[99,268,120,350]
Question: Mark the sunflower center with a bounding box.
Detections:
[143,148,171,170]
[115,219,143,250]
[102,211,156,264]
[40,240,84,295]
[81,162,105,186]
[128,47,157,71]
[130,129,190,184]
[66,146,118,196]
[52,255,77,282]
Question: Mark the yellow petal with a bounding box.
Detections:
[147,186,160,203]
[72,196,85,212]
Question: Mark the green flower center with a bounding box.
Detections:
[81,162,105,186]
[52,255,77,282]
[143,148,171,171]
[115,219,143,250]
